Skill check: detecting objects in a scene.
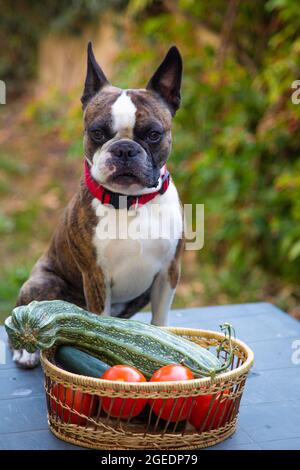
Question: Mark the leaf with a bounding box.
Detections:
[288,240,300,261]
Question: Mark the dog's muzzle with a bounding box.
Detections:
[109,139,143,160]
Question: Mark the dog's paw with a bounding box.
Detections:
[12,349,40,368]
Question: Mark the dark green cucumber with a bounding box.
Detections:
[5,300,234,378]
[55,345,110,378]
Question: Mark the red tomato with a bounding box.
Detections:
[51,383,96,425]
[101,365,147,419]
[149,365,194,422]
[189,391,232,431]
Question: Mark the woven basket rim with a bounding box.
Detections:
[40,327,254,392]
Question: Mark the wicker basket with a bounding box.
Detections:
[40,327,254,450]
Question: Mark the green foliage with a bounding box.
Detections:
[1,0,300,320]
[0,266,31,319]
[116,0,300,308]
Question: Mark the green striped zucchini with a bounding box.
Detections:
[5,300,233,378]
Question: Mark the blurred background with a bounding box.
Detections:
[1,0,300,323]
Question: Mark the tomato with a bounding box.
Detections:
[149,365,194,422]
[101,365,147,419]
[51,383,96,425]
[189,391,232,431]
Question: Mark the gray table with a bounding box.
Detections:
[1,302,300,450]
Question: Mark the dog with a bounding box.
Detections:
[13,43,184,368]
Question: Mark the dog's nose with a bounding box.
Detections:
[110,141,140,159]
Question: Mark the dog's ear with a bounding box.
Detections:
[81,42,110,109]
[146,46,182,115]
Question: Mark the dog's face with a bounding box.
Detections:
[82,44,182,195]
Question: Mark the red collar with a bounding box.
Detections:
[84,160,170,210]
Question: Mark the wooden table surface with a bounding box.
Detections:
[1,302,300,450]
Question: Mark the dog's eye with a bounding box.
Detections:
[147,130,162,143]
[90,129,105,143]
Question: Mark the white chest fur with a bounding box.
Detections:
[92,181,182,305]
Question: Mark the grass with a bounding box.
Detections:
[0,265,32,323]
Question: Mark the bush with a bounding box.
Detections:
[113,0,300,311]
[1,0,300,317]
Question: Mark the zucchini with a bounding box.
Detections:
[5,300,233,378]
[55,345,110,378]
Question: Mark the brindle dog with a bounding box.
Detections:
[13,43,184,368]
